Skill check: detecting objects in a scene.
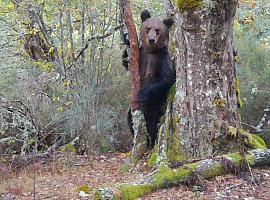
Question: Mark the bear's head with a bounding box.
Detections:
[140,10,174,51]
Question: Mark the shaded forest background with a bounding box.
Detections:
[0,0,269,155]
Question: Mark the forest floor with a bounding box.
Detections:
[1,151,270,200]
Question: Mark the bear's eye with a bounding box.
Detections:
[146,28,151,33]
[155,29,160,35]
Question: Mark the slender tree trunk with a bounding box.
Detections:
[66,0,75,62]
[119,0,148,161]
[80,1,86,66]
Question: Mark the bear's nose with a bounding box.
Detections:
[149,39,155,45]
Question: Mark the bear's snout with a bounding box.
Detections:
[148,39,155,45]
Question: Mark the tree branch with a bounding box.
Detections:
[74,24,124,62]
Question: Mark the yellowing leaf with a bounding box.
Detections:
[49,47,54,54]
[234,55,241,62]
[234,20,240,29]
[107,64,112,72]
[63,80,70,87]
[7,2,15,11]
[76,185,90,193]
[64,57,69,65]
[57,107,63,112]
[67,42,71,50]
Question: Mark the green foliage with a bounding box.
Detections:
[234,0,270,127]
[59,143,76,153]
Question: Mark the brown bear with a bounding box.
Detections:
[124,10,175,148]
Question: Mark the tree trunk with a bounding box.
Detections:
[150,0,243,166]
[120,0,148,161]
[174,0,240,158]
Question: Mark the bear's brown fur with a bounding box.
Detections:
[125,10,175,148]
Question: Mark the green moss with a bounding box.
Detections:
[224,151,255,166]
[230,78,243,108]
[169,36,176,54]
[155,163,197,186]
[167,127,187,162]
[244,152,255,164]
[167,84,176,103]
[119,184,152,200]
[154,165,175,186]
[225,152,243,163]
[176,0,203,10]
[118,164,198,199]
[227,127,267,149]
[147,145,158,165]
[171,162,198,182]
[247,133,267,149]
[200,162,224,178]
[235,78,243,108]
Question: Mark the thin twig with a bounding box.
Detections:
[74,24,124,62]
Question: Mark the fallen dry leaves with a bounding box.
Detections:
[0,152,270,200]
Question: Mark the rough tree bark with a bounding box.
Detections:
[119,0,148,161]
[174,0,240,157]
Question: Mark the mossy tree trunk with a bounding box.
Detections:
[175,0,240,157]
[151,0,242,165]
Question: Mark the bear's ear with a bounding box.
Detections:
[163,18,174,28]
[141,10,151,22]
